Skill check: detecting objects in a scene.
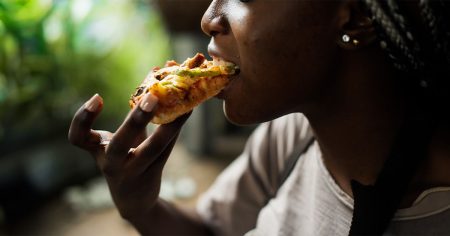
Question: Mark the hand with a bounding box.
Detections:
[68,93,191,221]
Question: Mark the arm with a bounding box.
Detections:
[130,199,212,235]
[68,93,212,235]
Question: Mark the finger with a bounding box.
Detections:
[106,93,158,161]
[130,112,191,171]
[68,94,104,150]
[131,134,179,178]
[151,132,179,169]
[127,129,179,175]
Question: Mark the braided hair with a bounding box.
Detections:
[347,1,450,235]
[361,0,450,87]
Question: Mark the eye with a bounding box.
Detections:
[240,0,252,2]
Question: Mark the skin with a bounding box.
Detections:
[205,0,342,124]
[69,0,450,234]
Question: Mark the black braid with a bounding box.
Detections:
[386,0,424,69]
[362,0,450,88]
[420,0,450,67]
[418,0,450,120]
[362,0,422,73]
[348,1,450,235]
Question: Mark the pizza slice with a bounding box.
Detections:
[130,53,238,124]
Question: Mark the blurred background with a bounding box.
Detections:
[0,0,254,235]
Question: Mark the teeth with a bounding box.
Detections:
[212,57,222,66]
[212,57,235,67]
[211,57,240,76]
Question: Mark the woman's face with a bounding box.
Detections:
[201,0,342,124]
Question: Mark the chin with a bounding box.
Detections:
[222,101,282,126]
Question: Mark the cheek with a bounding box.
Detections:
[223,66,303,125]
[224,42,337,125]
[223,4,339,124]
[223,44,305,122]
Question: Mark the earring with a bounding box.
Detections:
[341,34,359,46]
[337,33,365,50]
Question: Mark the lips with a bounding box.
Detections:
[208,42,241,100]
[207,42,239,66]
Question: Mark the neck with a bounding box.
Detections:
[304,49,406,197]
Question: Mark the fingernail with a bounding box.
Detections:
[139,93,158,112]
[85,94,102,112]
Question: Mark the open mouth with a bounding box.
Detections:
[215,69,240,99]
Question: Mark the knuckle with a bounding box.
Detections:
[117,209,133,220]
[68,130,82,146]
[128,109,152,128]
[72,111,86,125]
[72,109,94,128]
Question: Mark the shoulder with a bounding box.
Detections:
[263,113,314,161]
[244,113,315,181]
[272,113,313,139]
[250,113,312,148]
[196,113,315,235]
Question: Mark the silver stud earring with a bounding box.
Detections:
[342,34,359,46]
[342,34,350,43]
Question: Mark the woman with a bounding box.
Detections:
[69,0,450,235]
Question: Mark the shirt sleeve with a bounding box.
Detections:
[196,113,314,236]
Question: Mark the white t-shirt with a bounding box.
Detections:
[197,113,450,236]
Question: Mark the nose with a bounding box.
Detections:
[201,1,228,37]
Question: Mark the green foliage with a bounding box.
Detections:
[0,0,171,142]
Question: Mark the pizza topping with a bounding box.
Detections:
[175,68,222,78]
[130,53,238,124]
[182,53,206,69]
[164,60,179,67]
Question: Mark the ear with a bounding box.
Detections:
[337,0,377,50]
